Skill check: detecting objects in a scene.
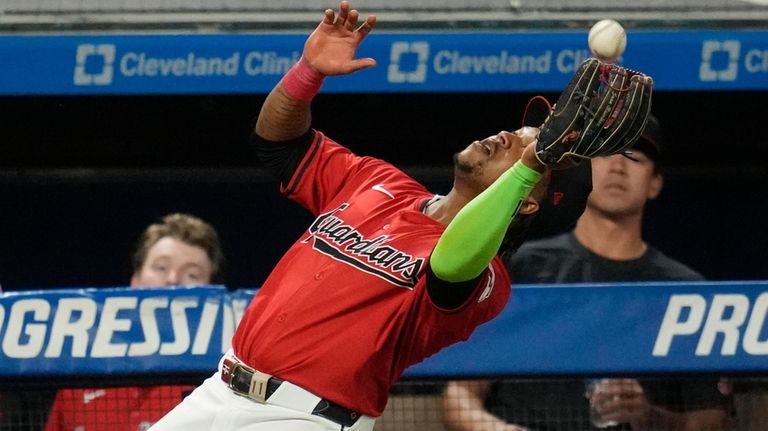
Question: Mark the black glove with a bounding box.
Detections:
[535,58,654,169]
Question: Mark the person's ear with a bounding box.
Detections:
[648,173,663,200]
[519,196,540,215]
[130,273,141,288]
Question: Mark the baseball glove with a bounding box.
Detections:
[535,58,654,169]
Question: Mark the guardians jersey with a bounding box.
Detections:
[44,385,194,431]
[233,131,510,416]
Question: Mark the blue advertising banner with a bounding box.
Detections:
[0,286,258,376]
[0,30,765,95]
[1,282,767,377]
[407,281,768,377]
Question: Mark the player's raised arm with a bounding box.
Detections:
[254,0,377,142]
[429,140,546,284]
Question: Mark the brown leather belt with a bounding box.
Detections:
[220,358,361,427]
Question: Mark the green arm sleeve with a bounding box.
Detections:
[430,161,543,282]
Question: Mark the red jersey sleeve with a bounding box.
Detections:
[397,256,511,372]
[280,131,380,215]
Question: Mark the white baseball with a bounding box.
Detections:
[588,19,626,62]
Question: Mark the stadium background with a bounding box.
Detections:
[0,0,767,430]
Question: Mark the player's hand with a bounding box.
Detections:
[302,0,377,76]
[589,378,652,424]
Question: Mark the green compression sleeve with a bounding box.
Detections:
[430,161,543,282]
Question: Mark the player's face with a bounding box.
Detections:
[130,236,213,288]
[453,126,539,194]
[588,150,662,218]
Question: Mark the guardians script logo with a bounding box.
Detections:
[305,204,424,288]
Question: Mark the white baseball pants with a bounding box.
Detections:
[150,356,375,431]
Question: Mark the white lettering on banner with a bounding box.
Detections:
[219,296,254,353]
[433,50,551,75]
[192,298,219,354]
[2,299,50,358]
[653,294,706,356]
[92,297,137,358]
[160,298,197,355]
[745,49,768,73]
[231,299,250,324]
[0,294,244,360]
[653,293,768,356]
[120,52,240,77]
[45,298,97,358]
[220,298,249,353]
[744,293,768,354]
[222,302,234,354]
[696,294,750,355]
[128,297,167,357]
[243,51,301,76]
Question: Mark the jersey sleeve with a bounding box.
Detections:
[403,257,511,367]
[280,131,397,215]
[252,129,314,185]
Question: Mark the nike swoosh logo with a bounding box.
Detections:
[83,389,107,404]
[372,183,395,199]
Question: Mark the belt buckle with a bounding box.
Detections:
[224,359,273,404]
[247,370,273,403]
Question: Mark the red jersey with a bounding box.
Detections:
[233,132,510,416]
[44,385,193,431]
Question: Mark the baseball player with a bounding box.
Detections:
[151,2,652,430]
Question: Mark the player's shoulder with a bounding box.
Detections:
[359,157,432,195]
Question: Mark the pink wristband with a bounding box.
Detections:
[281,58,325,102]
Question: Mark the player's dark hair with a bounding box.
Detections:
[499,212,537,260]
[501,161,593,259]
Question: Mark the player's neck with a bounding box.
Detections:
[422,191,466,226]
[574,209,646,260]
